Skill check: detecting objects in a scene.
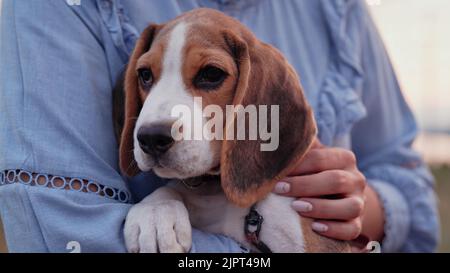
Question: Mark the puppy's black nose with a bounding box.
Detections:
[137,124,174,156]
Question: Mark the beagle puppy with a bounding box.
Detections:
[115,8,350,253]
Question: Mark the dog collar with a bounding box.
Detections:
[180,174,219,190]
[180,179,205,190]
[244,205,273,253]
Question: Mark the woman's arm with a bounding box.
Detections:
[274,1,439,252]
[0,0,243,253]
[351,3,439,252]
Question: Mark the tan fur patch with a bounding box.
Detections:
[301,218,352,253]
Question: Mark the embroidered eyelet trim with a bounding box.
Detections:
[0,169,131,203]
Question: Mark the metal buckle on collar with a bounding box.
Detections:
[244,205,272,253]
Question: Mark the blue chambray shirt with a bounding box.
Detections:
[0,0,439,252]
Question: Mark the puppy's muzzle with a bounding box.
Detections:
[137,123,175,157]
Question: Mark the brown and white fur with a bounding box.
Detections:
[115,8,350,253]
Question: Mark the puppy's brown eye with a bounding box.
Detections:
[194,66,227,90]
[138,68,153,89]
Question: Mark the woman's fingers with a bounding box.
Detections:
[274,170,365,197]
[291,147,357,175]
[275,142,368,243]
[292,196,365,220]
[310,218,363,241]
[274,142,369,243]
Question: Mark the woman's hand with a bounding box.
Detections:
[274,140,384,244]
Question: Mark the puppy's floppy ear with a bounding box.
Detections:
[221,31,317,207]
[119,24,160,177]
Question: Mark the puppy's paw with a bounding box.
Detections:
[124,200,192,253]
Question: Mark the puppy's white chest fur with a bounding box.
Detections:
[170,182,305,252]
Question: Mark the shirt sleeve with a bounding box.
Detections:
[0,0,243,253]
[351,2,440,252]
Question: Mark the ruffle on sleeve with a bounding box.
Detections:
[316,0,367,145]
[97,0,139,61]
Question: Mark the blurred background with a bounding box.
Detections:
[0,0,449,253]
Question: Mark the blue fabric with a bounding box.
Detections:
[0,0,439,252]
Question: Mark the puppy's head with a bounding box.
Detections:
[120,8,316,207]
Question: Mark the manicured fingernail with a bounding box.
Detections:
[312,222,329,233]
[273,182,290,194]
[292,200,313,212]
